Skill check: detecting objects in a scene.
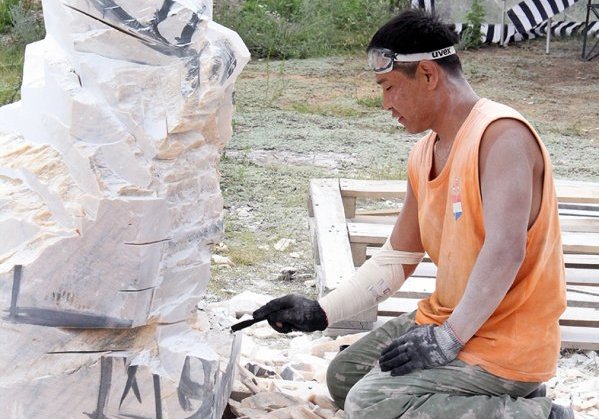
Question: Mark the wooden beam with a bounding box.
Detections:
[340,179,407,200]
[378,297,599,327]
[309,179,355,293]
[338,178,599,205]
[349,222,599,255]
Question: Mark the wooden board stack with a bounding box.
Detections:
[308,178,599,348]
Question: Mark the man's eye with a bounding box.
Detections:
[385,86,392,91]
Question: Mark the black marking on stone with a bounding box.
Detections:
[120,364,142,407]
[8,307,133,328]
[177,357,202,411]
[64,2,190,58]
[9,265,22,319]
[153,374,163,419]
[123,238,171,246]
[118,286,156,293]
[66,0,212,96]
[84,356,113,419]
[92,0,170,44]
[48,350,128,354]
[176,12,200,47]
[154,0,175,23]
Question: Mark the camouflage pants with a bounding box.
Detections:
[326,312,552,419]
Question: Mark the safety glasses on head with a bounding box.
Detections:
[367,46,457,74]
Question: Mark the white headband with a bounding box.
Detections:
[393,46,457,62]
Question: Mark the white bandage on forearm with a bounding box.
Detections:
[318,239,424,325]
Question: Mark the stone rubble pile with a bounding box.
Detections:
[215,292,599,419]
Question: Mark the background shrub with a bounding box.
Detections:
[214,0,412,59]
[0,0,20,33]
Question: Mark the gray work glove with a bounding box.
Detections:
[379,323,463,376]
[252,294,328,333]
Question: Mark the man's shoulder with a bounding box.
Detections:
[478,98,525,121]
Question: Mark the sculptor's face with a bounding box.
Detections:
[376,66,431,134]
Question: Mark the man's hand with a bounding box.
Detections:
[378,323,463,376]
[252,294,328,333]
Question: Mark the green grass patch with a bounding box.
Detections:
[0,43,24,105]
[290,101,362,117]
[356,95,382,109]
[226,230,269,266]
[0,0,20,34]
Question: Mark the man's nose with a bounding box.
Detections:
[382,93,393,111]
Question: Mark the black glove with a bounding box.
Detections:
[379,323,463,376]
[252,294,328,333]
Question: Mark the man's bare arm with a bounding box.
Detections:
[390,178,426,278]
[446,118,543,343]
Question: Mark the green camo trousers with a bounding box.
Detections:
[326,312,553,419]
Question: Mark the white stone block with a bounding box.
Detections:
[0,321,241,418]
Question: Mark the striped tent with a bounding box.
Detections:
[411,1,598,47]
[411,0,435,11]
[453,19,599,43]
[507,0,583,34]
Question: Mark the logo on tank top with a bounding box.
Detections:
[451,177,463,220]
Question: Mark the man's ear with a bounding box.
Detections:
[418,61,439,90]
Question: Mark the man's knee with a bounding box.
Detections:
[343,380,367,416]
[326,352,353,409]
[344,378,412,418]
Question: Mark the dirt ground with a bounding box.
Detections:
[208,36,598,302]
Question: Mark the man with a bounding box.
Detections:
[252,9,571,419]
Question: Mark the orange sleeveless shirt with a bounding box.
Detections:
[408,98,566,382]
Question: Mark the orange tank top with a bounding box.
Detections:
[408,98,566,382]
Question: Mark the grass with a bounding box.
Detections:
[0,43,24,105]
[0,1,44,106]
[356,95,383,109]
[213,0,410,59]
[290,101,364,118]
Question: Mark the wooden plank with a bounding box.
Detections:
[565,268,599,286]
[338,178,599,204]
[554,179,599,204]
[354,214,599,233]
[340,179,406,200]
[564,254,599,269]
[558,217,599,232]
[366,248,599,271]
[378,297,599,327]
[367,247,599,286]
[561,232,599,254]
[349,222,599,255]
[560,326,599,350]
[309,179,355,292]
[393,278,599,308]
[342,196,357,219]
[559,208,599,218]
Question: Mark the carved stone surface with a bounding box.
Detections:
[0,1,249,417]
[0,318,241,418]
[0,0,249,326]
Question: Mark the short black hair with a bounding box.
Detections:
[368,9,462,77]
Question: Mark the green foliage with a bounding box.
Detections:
[460,0,486,50]
[0,0,20,33]
[0,1,45,105]
[0,44,24,105]
[214,0,410,59]
[9,1,45,45]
